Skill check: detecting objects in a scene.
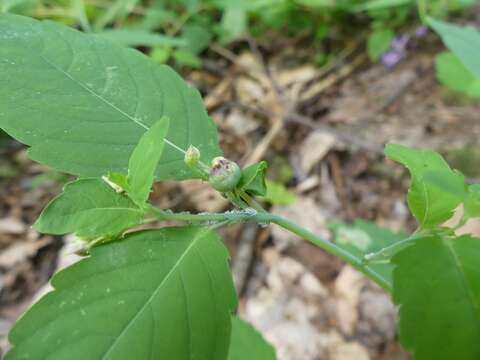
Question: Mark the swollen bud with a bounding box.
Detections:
[208,157,241,192]
[184,145,201,168]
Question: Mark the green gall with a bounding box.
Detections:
[184,145,201,168]
[208,157,241,192]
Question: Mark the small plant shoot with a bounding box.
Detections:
[1,11,480,360]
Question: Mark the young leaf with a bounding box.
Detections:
[385,144,465,228]
[0,14,221,180]
[428,17,480,79]
[435,52,480,98]
[393,235,480,360]
[367,29,394,61]
[127,117,169,207]
[6,227,238,360]
[332,220,408,285]
[238,161,268,196]
[263,180,297,206]
[33,178,144,240]
[228,317,276,360]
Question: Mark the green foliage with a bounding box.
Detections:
[385,144,465,229]
[33,178,144,240]
[228,317,276,360]
[435,52,480,98]
[126,117,169,207]
[393,235,480,360]
[332,220,407,285]
[238,161,268,197]
[367,28,394,60]
[263,180,297,206]
[96,29,187,48]
[0,14,221,180]
[428,17,480,79]
[6,227,237,360]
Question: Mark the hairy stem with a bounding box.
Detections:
[148,207,392,292]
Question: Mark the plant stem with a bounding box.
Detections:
[148,207,392,292]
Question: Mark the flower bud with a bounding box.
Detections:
[184,145,201,168]
[208,157,241,192]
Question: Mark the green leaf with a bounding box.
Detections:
[428,17,480,79]
[0,14,221,181]
[219,7,247,44]
[367,29,394,61]
[393,235,480,360]
[182,24,212,55]
[238,161,268,196]
[127,117,169,207]
[262,180,297,206]
[33,178,144,240]
[435,51,480,98]
[352,0,412,12]
[173,49,202,69]
[6,227,238,360]
[332,220,407,285]
[385,144,465,228]
[228,317,276,360]
[464,184,480,218]
[96,30,187,48]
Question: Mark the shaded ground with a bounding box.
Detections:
[1,19,480,359]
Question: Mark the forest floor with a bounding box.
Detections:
[1,16,480,359]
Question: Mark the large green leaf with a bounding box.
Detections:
[6,227,237,360]
[435,51,480,98]
[228,317,276,360]
[393,235,480,360]
[332,220,407,286]
[0,14,221,180]
[385,144,465,228]
[33,178,144,240]
[428,18,480,79]
[127,117,169,207]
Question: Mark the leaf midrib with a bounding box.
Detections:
[443,239,480,330]
[100,228,211,359]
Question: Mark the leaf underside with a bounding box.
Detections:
[6,227,237,360]
[33,178,144,240]
[393,235,480,360]
[0,14,221,180]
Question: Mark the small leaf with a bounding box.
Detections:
[0,14,221,180]
[238,161,268,196]
[428,17,480,79]
[435,51,480,98]
[33,178,144,240]
[353,0,412,12]
[228,317,276,360]
[96,29,187,48]
[127,117,169,207]
[393,235,480,359]
[464,184,480,218]
[332,220,407,285]
[385,144,465,228]
[262,180,297,206]
[6,227,238,360]
[367,29,394,61]
[173,49,202,69]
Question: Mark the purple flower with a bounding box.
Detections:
[391,35,410,52]
[415,26,429,38]
[381,51,403,68]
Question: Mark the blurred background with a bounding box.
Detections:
[1,1,480,359]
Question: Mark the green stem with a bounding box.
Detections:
[148,207,392,292]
